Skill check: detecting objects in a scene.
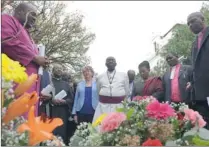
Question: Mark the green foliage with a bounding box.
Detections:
[192,135,209,146]
[153,2,209,75]
[161,2,209,58]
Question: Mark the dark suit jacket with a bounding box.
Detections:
[162,65,193,103]
[191,27,209,101]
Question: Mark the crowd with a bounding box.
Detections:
[1,2,209,146]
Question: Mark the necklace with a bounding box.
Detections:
[106,70,116,97]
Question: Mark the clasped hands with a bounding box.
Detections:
[40,94,66,105]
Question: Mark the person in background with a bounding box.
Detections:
[93,57,129,122]
[38,67,53,117]
[62,71,74,94]
[1,2,49,117]
[72,66,99,124]
[132,61,163,101]
[127,70,136,100]
[51,64,74,145]
[187,12,209,129]
[162,52,193,104]
[62,71,77,140]
[73,82,78,97]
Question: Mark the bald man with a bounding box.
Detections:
[187,12,209,129]
[2,3,49,117]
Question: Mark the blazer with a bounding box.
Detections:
[191,26,209,101]
[72,80,99,115]
[162,64,193,103]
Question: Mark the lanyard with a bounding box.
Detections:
[107,70,116,97]
[107,70,116,84]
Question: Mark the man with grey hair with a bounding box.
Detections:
[187,12,209,129]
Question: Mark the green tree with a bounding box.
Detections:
[161,1,209,58]
[2,1,95,80]
[153,2,209,75]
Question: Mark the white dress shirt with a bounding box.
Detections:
[96,70,129,98]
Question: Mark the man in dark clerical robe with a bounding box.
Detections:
[1,3,49,117]
[187,12,209,129]
[50,65,74,145]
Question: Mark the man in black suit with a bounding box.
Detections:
[127,70,136,100]
[162,52,192,103]
[187,12,209,129]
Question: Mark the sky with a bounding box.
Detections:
[64,1,203,74]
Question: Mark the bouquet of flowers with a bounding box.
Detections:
[1,53,65,146]
[70,96,209,146]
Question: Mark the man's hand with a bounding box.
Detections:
[52,99,62,105]
[59,99,66,105]
[40,94,52,101]
[33,56,50,66]
[186,82,192,90]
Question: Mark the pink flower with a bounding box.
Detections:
[146,100,175,120]
[133,96,147,101]
[100,112,126,133]
[133,96,156,101]
[184,108,206,128]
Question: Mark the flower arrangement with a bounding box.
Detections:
[1,54,65,146]
[70,96,209,146]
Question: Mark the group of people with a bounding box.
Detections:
[1,2,209,145]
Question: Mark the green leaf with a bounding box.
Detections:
[116,108,125,112]
[126,108,134,120]
[3,98,13,107]
[192,135,209,146]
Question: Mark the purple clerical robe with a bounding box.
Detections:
[1,14,40,118]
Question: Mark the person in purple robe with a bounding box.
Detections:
[1,3,49,117]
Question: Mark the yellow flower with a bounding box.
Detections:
[2,54,28,83]
[92,113,107,127]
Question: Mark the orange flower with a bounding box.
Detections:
[14,74,38,97]
[3,91,38,124]
[17,106,63,146]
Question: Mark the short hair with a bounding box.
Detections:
[138,61,150,70]
[15,2,36,13]
[127,70,135,74]
[82,66,94,75]
[168,52,179,58]
[187,12,204,22]
[52,64,62,70]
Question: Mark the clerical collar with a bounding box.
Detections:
[53,76,62,81]
[107,69,116,74]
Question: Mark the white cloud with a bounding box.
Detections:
[64,1,203,74]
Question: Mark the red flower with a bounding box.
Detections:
[177,112,184,121]
[142,138,163,146]
[146,100,175,120]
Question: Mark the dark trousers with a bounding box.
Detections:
[77,112,94,124]
[67,120,77,139]
[191,100,209,129]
